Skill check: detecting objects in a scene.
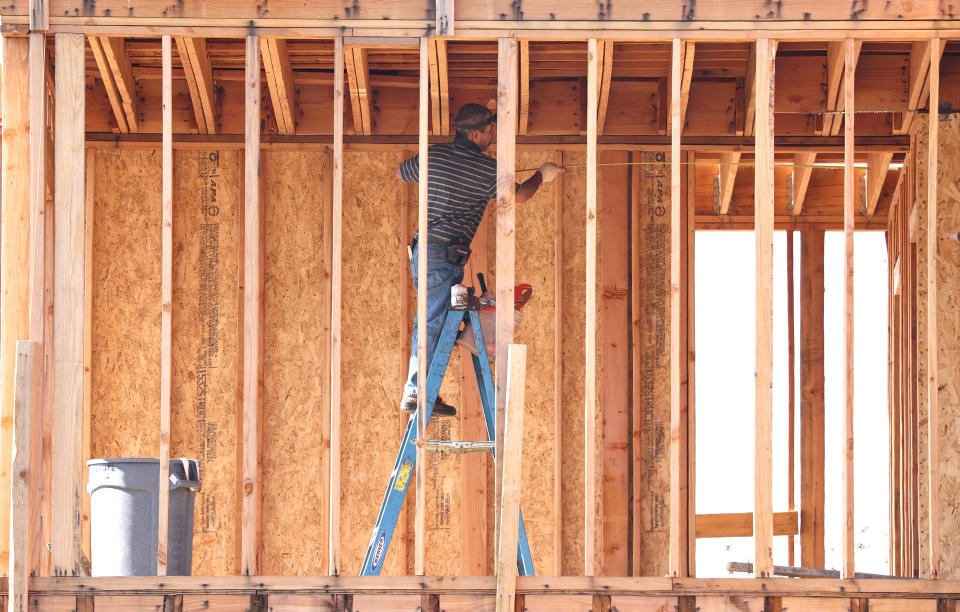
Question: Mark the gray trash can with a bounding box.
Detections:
[86,458,200,576]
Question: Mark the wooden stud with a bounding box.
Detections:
[241,33,262,578]
[790,153,817,216]
[553,150,564,577]
[926,35,940,581]
[157,33,173,578]
[261,38,297,136]
[329,35,345,578]
[88,36,130,134]
[175,37,216,135]
[786,230,796,567]
[841,36,855,581]
[585,37,599,578]
[829,41,862,138]
[11,341,38,612]
[753,36,775,580]
[320,149,334,577]
[495,345,526,612]
[414,36,429,577]
[864,153,894,217]
[98,36,139,133]
[29,0,48,31]
[596,40,613,135]
[495,36,518,554]
[600,150,630,576]
[668,36,684,579]
[685,150,697,574]
[695,512,798,539]
[52,32,86,578]
[435,0,454,36]
[81,144,94,574]
[716,151,740,215]
[630,152,643,577]
[519,40,530,136]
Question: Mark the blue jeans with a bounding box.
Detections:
[402,242,464,399]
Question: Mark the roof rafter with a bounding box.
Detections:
[864,152,894,217]
[715,151,740,215]
[176,36,217,135]
[262,37,297,135]
[597,40,614,134]
[821,40,862,137]
[88,35,130,133]
[789,152,817,216]
[743,41,777,138]
[97,36,139,133]
[519,40,530,135]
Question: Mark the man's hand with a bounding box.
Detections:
[538,162,564,183]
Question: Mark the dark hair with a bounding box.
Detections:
[454,103,496,139]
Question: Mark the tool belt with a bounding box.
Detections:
[411,233,472,266]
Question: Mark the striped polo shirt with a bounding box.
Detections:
[398,137,500,245]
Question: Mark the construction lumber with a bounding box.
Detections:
[715,151,739,215]
[157,33,173,577]
[727,563,904,580]
[88,36,129,133]
[81,151,92,574]
[321,151,334,577]
[175,37,216,134]
[742,42,779,138]
[427,39,441,136]
[800,230,826,570]
[241,33,262,577]
[753,36,775,580]
[329,35,345,577]
[600,150,630,575]
[695,512,798,539]
[584,37,599,578]
[900,41,941,135]
[261,37,297,136]
[865,153,894,217]
[679,42,695,131]
[685,150,697,573]
[790,153,817,216]
[787,230,796,567]
[495,345,526,612]
[345,44,371,136]
[823,40,861,137]
[52,32,86,578]
[0,36,30,579]
[28,31,47,349]
[841,36,856,580]
[435,0,453,35]
[29,0,47,30]
[596,40,613,134]
[630,155,642,576]
[414,35,429,577]
[925,36,940,581]
[11,341,38,612]
[668,36,684,579]
[97,36,139,133]
[519,40,530,136]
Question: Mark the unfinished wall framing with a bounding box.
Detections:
[1,4,958,609]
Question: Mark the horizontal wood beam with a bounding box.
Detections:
[696,512,798,539]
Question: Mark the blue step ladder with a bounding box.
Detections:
[360,306,535,576]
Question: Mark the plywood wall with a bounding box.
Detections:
[914,116,960,579]
[87,146,674,577]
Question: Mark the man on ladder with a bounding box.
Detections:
[395,102,562,416]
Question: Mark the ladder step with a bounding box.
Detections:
[418,439,496,454]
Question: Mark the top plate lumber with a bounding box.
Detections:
[52,31,86,578]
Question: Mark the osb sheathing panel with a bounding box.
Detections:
[92,149,240,575]
[87,148,672,576]
[915,116,960,579]
[260,151,331,575]
[171,150,241,575]
[90,150,162,459]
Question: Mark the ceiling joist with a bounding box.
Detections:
[519,40,530,135]
[93,36,139,133]
[789,152,817,216]
[743,41,778,138]
[821,40,862,137]
[262,37,297,136]
[864,152,895,217]
[715,151,740,215]
[176,37,217,135]
[597,40,614,134]
[88,35,130,133]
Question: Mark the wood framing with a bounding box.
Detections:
[553,149,564,577]
[584,37,599,578]
[786,229,796,567]
[261,37,297,136]
[865,153,894,217]
[241,33,263,578]
[597,40,614,134]
[329,34,345,578]
[925,35,940,581]
[495,344,526,612]
[10,341,37,612]
[96,36,139,133]
[175,37,216,134]
[52,31,85,578]
[695,512,798,539]
[157,33,173,577]
[753,36,774,580]
[801,230,826,569]
[519,40,530,136]
[679,42,695,131]
[345,44,371,137]
[841,36,856,580]
[88,35,129,134]
[715,151,739,215]
[669,37,684,578]
[823,40,861,137]
[414,35,429,577]
[790,152,817,216]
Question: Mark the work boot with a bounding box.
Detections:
[400,396,457,417]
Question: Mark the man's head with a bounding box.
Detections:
[454,103,496,151]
